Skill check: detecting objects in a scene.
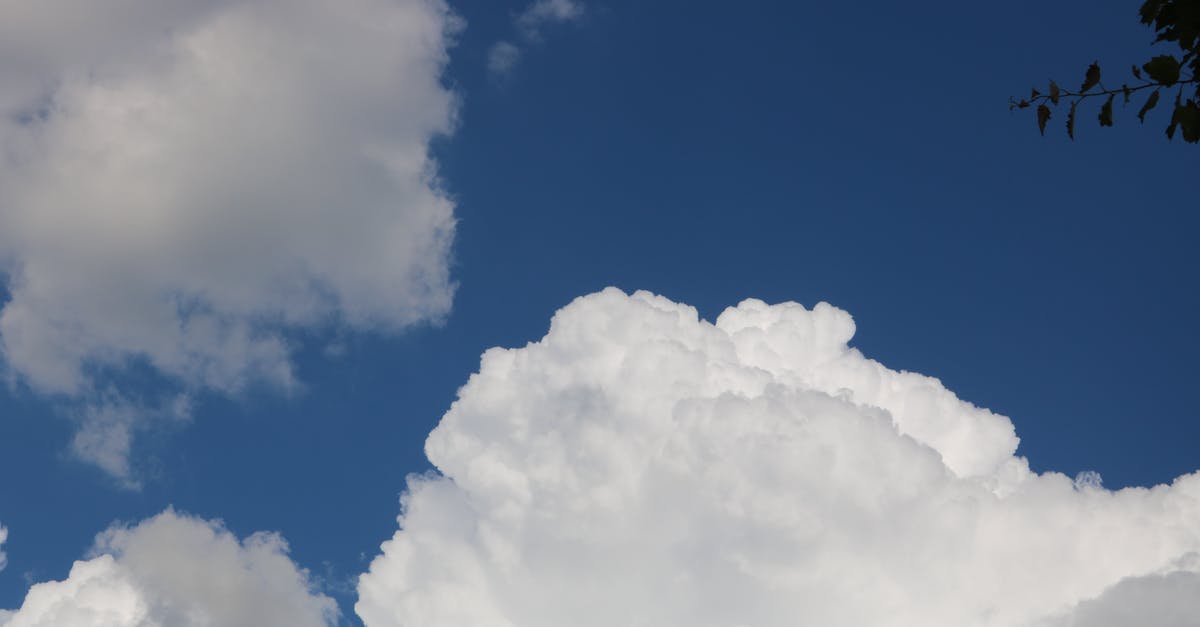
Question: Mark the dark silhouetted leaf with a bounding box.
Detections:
[1081,62,1101,92]
[1037,103,1052,135]
[1140,0,1165,25]
[1167,90,1182,139]
[1144,0,1200,49]
[1098,94,1115,126]
[1138,89,1161,122]
[1013,1,1198,144]
[1143,55,1181,85]
[1178,101,1200,143]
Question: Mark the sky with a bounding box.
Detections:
[0,0,1198,625]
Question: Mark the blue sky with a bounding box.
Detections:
[1,0,1198,624]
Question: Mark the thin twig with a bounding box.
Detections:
[1017,77,1198,107]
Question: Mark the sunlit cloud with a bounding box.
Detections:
[357,288,1200,627]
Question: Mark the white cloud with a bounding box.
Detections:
[515,0,584,41]
[67,395,192,488]
[0,0,459,477]
[1047,566,1200,627]
[1,509,336,627]
[488,0,583,76]
[487,42,522,76]
[0,525,8,573]
[356,288,1200,627]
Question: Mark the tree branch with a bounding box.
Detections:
[1012,77,1197,110]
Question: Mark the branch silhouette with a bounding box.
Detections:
[1012,0,1200,143]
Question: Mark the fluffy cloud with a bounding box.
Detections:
[1,509,335,626]
[0,0,459,476]
[488,0,583,76]
[356,288,1200,627]
[1047,563,1200,627]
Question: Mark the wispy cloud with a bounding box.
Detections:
[515,0,585,40]
[487,40,523,76]
[67,394,192,489]
[488,0,584,76]
[0,525,8,574]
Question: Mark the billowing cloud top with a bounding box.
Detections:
[357,288,1200,627]
[0,0,459,480]
[0,0,458,396]
[1,510,335,627]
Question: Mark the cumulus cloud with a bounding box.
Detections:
[1,509,335,626]
[1046,564,1200,627]
[0,0,459,477]
[356,288,1200,627]
[488,0,583,76]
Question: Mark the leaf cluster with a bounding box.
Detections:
[1011,0,1200,142]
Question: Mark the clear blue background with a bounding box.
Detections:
[1,1,1197,622]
